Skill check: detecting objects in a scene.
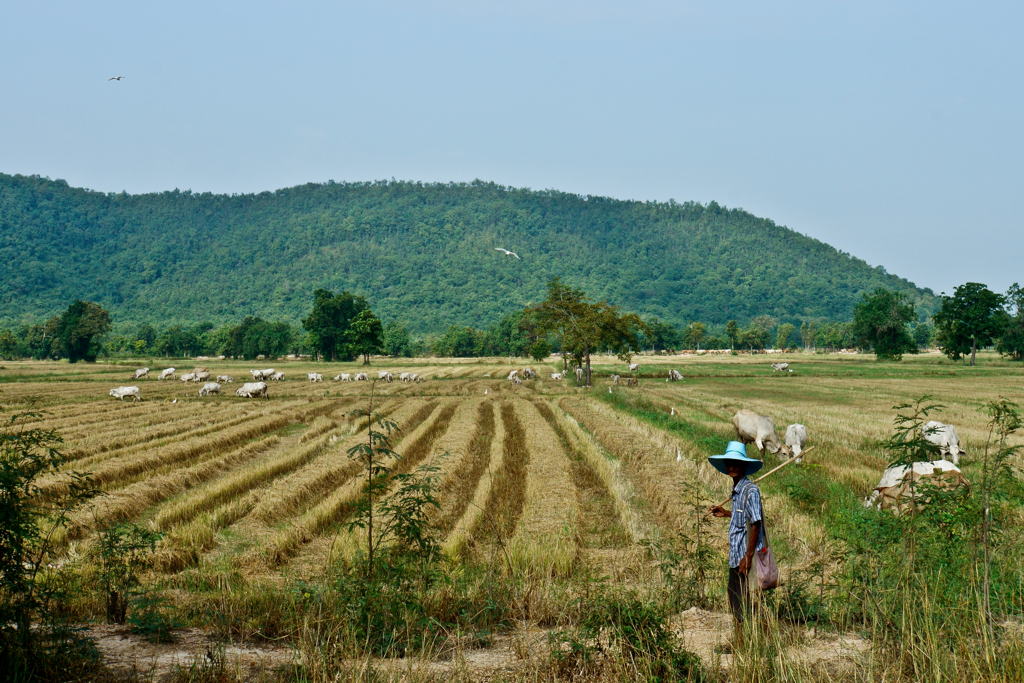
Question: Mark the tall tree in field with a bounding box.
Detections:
[776,323,795,351]
[997,283,1024,361]
[852,288,916,361]
[688,322,707,351]
[531,278,648,386]
[726,320,739,351]
[347,309,384,365]
[933,282,1007,366]
[302,289,368,361]
[50,300,111,363]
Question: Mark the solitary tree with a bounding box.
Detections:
[933,282,1006,366]
[50,300,111,363]
[725,320,739,351]
[851,288,916,361]
[688,322,707,351]
[531,278,648,386]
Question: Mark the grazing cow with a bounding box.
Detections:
[771,363,790,372]
[354,372,368,381]
[191,367,209,376]
[732,409,790,459]
[377,371,394,383]
[217,375,234,383]
[864,460,967,511]
[785,423,808,463]
[261,368,275,380]
[626,377,638,387]
[109,386,141,402]
[551,372,563,380]
[511,376,523,385]
[235,381,269,399]
[522,368,537,379]
[193,371,211,382]
[668,369,683,381]
[270,372,285,381]
[334,373,351,382]
[199,382,222,397]
[158,368,176,380]
[611,374,620,385]
[629,363,639,372]
[399,372,410,382]
[921,421,964,465]
[575,367,584,382]
[250,369,266,381]
[507,370,519,382]
[179,373,197,383]
[308,373,323,383]
[130,368,150,380]
[410,373,421,383]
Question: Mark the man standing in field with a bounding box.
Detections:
[708,441,765,646]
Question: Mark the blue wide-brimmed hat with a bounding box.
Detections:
[708,441,764,475]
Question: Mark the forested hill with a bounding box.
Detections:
[0,173,935,332]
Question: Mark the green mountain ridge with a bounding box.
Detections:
[0,173,935,333]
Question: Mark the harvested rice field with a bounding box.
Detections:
[2,352,1023,681]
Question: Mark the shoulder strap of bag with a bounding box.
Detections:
[741,483,769,547]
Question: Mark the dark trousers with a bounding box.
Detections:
[727,566,750,622]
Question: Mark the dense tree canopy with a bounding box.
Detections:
[852,288,917,361]
[0,174,936,333]
[50,300,111,363]
[933,283,1007,366]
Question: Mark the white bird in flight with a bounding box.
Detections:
[494,247,521,260]
[108,76,124,81]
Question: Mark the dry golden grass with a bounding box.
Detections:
[443,400,504,557]
[434,400,496,538]
[508,400,577,578]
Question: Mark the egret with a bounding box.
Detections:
[494,247,521,260]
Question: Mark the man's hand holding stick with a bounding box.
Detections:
[709,446,815,515]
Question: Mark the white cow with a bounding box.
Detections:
[784,423,808,463]
[235,381,269,399]
[921,421,964,465]
[308,373,323,383]
[199,382,222,397]
[732,409,790,459]
[507,370,519,382]
[410,373,421,383]
[511,376,523,385]
[217,375,234,383]
[864,460,967,511]
[250,369,266,381]
[130,368,149,380]
[771,363,790,372]
[377,371,394,383]
[179,373,197,383]
[611,374,620,385]
[193,371,211,382]
[629,363,639,372]
[551,372,563,380]
[109,386,141,402]
[399,372,410,382]
[668,369,684,381]
[158,368,176,380]
[270,371,285,381]
[334,373,352,382]
[354,372,369,381]
[522,368,537,379]
[575,367,584,382]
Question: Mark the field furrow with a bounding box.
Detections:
[443,400,504,557]
[434,400,496,538]
[474,401,529,548]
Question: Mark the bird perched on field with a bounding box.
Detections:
[671,407,675,416]
[108,76,124,81]
[172,398,177,404]
[676,447,682,462]
[484,389,488,395]
[494,248,521,260]
[608,387,612,394]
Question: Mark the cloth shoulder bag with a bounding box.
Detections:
[741,485,779,591]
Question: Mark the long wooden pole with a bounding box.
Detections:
[714,446,816,508]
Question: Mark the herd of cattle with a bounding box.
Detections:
[110,366,428,403]
[112,359,970,510]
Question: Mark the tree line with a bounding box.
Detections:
[2,280,1020,365]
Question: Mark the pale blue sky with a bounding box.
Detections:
[2,1,1021,296]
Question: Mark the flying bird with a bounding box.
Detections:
[494,248,521,260]
[108,76,124,81]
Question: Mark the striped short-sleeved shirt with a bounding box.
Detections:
[728,476,766,568]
